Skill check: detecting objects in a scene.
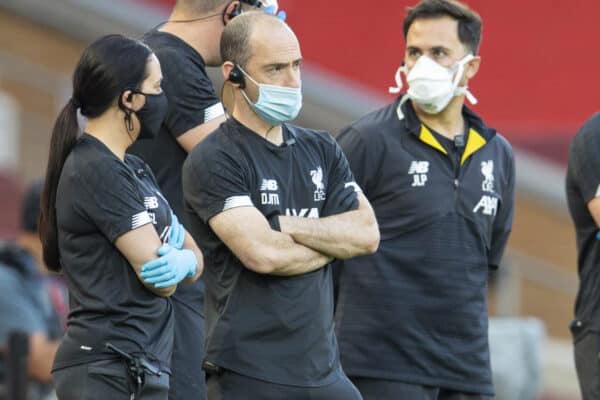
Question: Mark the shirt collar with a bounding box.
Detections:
[397,96,496,165]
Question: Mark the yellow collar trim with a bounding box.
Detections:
[460,128,486,165]
[418,124,447,155]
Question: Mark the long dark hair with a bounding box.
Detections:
[40,34,152,271]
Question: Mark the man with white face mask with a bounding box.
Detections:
[334,1,515,399]
[182,12,379,400]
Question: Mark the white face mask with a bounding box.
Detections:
[389,54,477,114]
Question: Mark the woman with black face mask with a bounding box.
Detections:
[39,34,203,400]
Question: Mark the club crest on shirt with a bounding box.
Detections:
[481,160,494,193]
[473,160,498,216]
[310,167,326,201]
[408,161,429,187]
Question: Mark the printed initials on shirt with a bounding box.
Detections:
[408,161,429,187]
[260,178,280,205]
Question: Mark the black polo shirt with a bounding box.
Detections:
[334,98,515,395]
[182,118,360,386]
[52,134,174,373]
[566,112,600,333]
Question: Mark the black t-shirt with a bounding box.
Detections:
[566,112,600,331]
[334,99,515,395]
[182,118,359,386]
[128,30,224,315]
[128,30,224,220]
[52,134,174,372]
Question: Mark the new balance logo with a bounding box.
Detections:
[408,161,429,187]
[260,179,278,191]
[144,196,159,210]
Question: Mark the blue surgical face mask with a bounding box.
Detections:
[238,65,302,127]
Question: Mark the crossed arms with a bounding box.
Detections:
[208,192,379,276]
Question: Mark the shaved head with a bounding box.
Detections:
[220,11,295,68]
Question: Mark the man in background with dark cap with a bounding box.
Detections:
[0,180,67,400]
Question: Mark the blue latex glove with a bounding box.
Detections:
[168,213,185,250]
[262,0,286,21]
[141,245,197,288]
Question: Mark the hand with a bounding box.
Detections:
[168,213,185,250]
[141,245,198,288]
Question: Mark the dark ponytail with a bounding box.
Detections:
[39,34,152,271]
[39,99,80,271]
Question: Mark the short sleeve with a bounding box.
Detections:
[322,134,360,216]
[77,160,151,242]
[567,114,600,204]
[156,48,225,138]
[183,141,252,223]
[489,145,516,269]
[0,269,45,344]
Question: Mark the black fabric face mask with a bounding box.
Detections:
[134,92,168,140]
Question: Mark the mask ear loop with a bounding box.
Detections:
[118,90,137,143]
[453,54,478,105]
[389,62,407,94]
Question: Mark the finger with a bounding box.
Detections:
[155,278,179,288]
[145,270,176,284]
[141,258,168,273]
[141,264,171,279]
[140,269,173,283]
[157,244,172,257]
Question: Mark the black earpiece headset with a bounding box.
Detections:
[228,65,246,89]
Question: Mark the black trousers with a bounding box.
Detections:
[350,377,493,400]
[53,359,169,400]
[572,322,600,400]
[207,369,362,400]
[169,297,206,400]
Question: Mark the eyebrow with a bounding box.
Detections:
[264,58,303,69]
[406,45,451,53]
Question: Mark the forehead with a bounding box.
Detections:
[406,16,462,49]
[248,23,301,65]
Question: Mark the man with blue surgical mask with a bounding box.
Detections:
[181,11,379,400]
[127,2,284,399]
[333,1,516,399]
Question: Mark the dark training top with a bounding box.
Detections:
[334,98,515,395]
[182,118,360,387]
[566,112,600,333]
[52,134,174,373]
[129,30,224,220]
[127,31,224,398]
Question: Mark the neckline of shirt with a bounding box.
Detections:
[227,117,293,151]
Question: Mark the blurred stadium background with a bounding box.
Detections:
[1,0,598,398]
